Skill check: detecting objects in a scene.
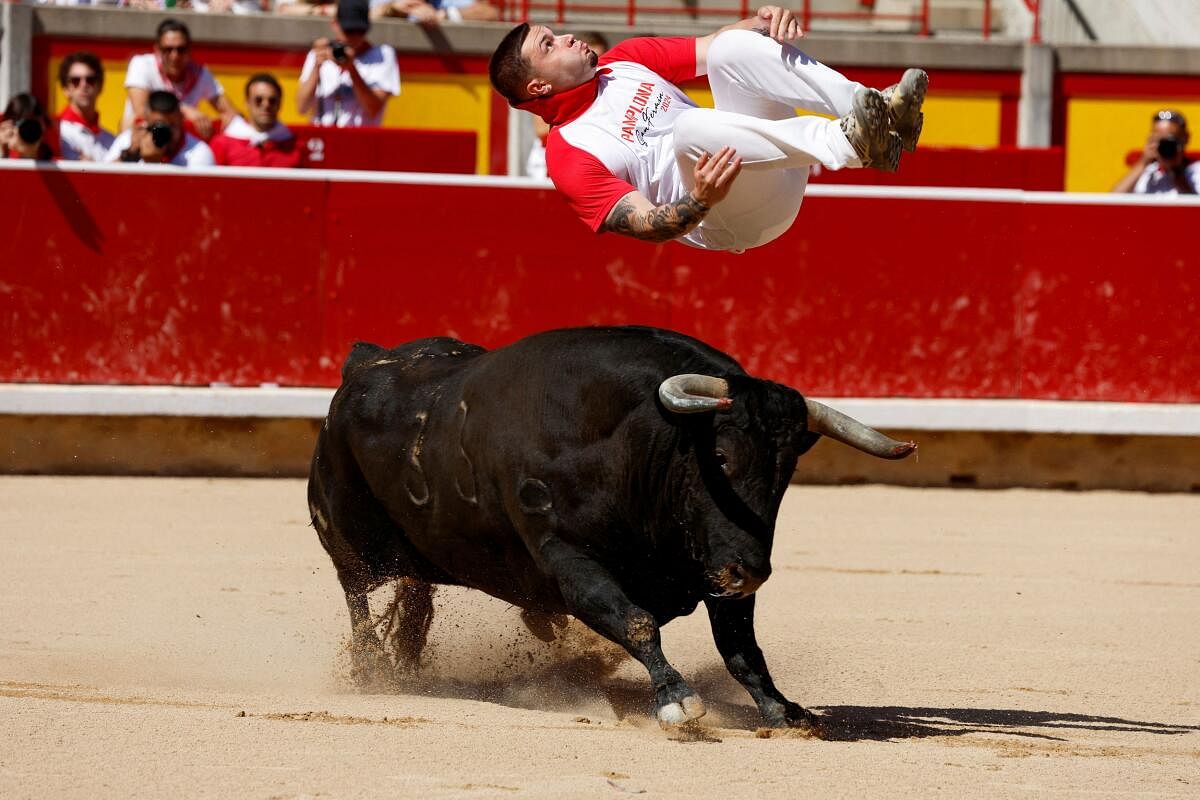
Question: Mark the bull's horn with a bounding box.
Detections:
[659,374,733,414]
[805,399,916,460]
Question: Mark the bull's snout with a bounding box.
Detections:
[708,562,769,599]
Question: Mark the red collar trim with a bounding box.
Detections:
[515,68,609,127]
[60,105,101,135]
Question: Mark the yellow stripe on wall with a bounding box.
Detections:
[1067,98,1200,193]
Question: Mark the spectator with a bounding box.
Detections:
[370,0,499,24]
[210,73,302,168]
[191,0,268,13]
[107,90,215,167]
[57,52,115,162]
[125,0,266,10]
[122,18,234,139]
[1112,109,1198,195]
[1,94,55,161]
[525,31,608,178]
[278,0,337,15]
[297,0,400,128]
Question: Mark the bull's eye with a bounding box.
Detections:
[714,448,731,475]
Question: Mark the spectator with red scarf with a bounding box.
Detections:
[57,52,115,162]
[122,18,234,140]
[210,74,302,168]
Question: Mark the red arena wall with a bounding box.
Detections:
[1,164,1196,404]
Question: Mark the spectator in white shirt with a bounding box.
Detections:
[107,90,215,168]
[57,52,115,162]
[297,0,400,128]
[122,18,235,139]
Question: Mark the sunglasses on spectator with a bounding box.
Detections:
[1154,110,1186,126]
[159,45,190,55]
[67,75,99,87]
[250,95,281,107]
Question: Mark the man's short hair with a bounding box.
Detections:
[489,23,532,106]
[58,52,104,89]
[245,73,283,98]
[147,90,181,116]
[156,18,192,44]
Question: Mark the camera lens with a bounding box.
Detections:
[1157,136,1180,160]
[149,122,172,148]
[331,42,348,62]
[17,118,43,145]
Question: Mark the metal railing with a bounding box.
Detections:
[500,0,1042,42]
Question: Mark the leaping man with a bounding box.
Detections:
[489,6,927,252]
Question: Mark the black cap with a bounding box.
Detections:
[336,0,371,34]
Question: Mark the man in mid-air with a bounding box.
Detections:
[489,6,927,252]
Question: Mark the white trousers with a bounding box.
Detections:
[675,29,864,252]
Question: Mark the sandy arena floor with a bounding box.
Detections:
[1,476,1197,799]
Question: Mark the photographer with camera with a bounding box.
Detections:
[1,94,55,161]
[296,0,400,128]
[1112,109,1198,195]
[106,91,215,167]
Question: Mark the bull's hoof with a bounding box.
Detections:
[348,637,393,689]
[763,701,823,733]
[657,694,706,729]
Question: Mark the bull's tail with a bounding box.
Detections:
[342,341,388,381]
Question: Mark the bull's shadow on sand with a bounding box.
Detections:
[371,660,1200,743]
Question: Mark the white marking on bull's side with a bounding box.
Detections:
[405,411,431,506]
[454,401,478,506]
[370,358,401,367]
[308,502,327,532]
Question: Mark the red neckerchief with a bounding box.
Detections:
[156,56,201,100]
[59,104,101,135]
[515,68,610,127]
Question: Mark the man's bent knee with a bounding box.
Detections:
[706,28,785,73]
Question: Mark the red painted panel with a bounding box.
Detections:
[315,180,673,366]
[809,146,1064,191]
[1,168,326,386]
[1014,203,1200,402]
[2,167,1196,402]
[1059,73,1200,99]
[664,196,1024,398]
[292,125,476,173]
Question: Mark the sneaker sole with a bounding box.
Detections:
[890,69,928,153]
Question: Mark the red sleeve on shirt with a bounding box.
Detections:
[598,37,698,85]
[546,130,636,233]
[209,134,232,166]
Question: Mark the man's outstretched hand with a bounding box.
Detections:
[691,146,743,208]
[754,6,804,43]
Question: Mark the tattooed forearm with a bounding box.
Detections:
[603,194,711,242]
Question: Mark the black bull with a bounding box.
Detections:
[308,326,915,728]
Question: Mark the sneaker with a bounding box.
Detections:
[883,68,928,153]
[839,87,901,172]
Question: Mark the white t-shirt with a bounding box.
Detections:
[57,108,115,162]
[1132,160,1200,195]
[535,37,699,238]
[122,53,225,128]
[105,129,216,168]
[299,44,401,128]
